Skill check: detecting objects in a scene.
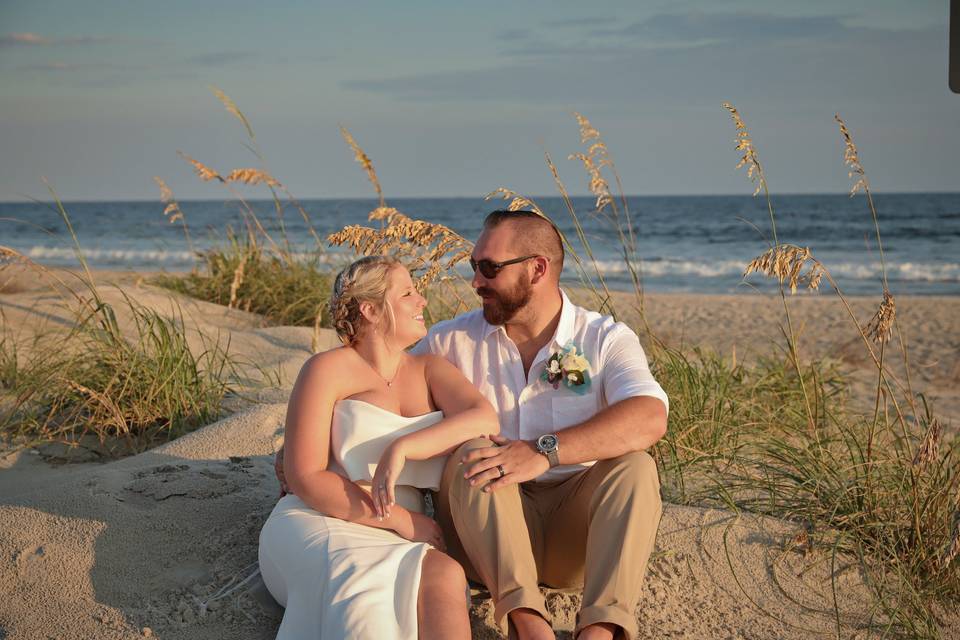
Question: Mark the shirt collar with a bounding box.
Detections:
[480,288,576,348]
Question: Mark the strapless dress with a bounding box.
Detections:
[258,399,445,640]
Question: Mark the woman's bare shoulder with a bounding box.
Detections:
[297,346,356,379]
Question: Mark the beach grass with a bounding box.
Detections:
[0,194,245,456]
[153,227,335,329]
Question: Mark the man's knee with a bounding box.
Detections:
[444,437,495,492]
[453,437,495,459]
[596,450,661,504]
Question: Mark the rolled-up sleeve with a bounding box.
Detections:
[600,323,669,414]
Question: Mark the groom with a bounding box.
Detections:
[413,210,667,640]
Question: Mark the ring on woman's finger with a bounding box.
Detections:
[497,464,506,478]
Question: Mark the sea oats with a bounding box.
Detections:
[744,245,822,294]
[154,176,173,203]
[154,177,193,251]
[210,85,256,142]
[569,152,613,212]
[368,206,403,224]
[228,259,245,309]
[224,168,281,189]
[154,177,184,224]
[722,103,765,197]
[340,126,383,206]
[178,152,223,183]
[835,114,869,197]
[574,112,601,145]
[484,188,546,217]
[864,291,896,344]
[912,417,942,468]
[573,113,612,168]
[0,245,27,267]
[329,207,472,290]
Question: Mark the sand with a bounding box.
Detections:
[1,269,957,639]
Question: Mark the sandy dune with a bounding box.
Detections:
[1,270,957,639]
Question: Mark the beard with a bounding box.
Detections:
[476,278,533,325]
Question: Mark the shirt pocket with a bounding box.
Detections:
[551,394,599,430]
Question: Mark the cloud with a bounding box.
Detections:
[0,32,127,47]
[20,61,86,71]
[542,17,619,28]
[0,32,51,46]
[493,11,942,61]
[495,28,529,42]
[586,12,922,44]
[343,12,943,110]
[183,51,258,67]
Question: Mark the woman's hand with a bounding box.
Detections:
[274,445,290,498]
[390,508,446,551]
[371,440,407,519]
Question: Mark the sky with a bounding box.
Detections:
[1,0,957,201]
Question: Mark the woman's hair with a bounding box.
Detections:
[328,255,403,346]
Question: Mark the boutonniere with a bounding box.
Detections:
[541,341,592,395]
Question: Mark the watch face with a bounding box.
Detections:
[539,434,558,451]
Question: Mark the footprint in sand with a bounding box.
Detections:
[12,544,51,580]
[123,459,259,501]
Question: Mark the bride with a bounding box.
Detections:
[259,256,497,639]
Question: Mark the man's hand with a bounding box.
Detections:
[391,508,446,551]
[274,445,290,498]
[461,434,550,492]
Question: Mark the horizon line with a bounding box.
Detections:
[2,189,958,205]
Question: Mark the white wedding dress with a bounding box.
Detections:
[259,399,447,639]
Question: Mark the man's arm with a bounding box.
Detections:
[463,323,668,491]
[551,395,666,464]
[464,396,666,491]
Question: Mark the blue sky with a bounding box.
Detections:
[1,0,956,200]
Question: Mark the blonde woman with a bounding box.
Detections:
[259,256,497,639]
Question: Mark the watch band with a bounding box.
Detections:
[545,448,560,468]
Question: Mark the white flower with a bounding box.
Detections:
[567,373,579,383]
[561,352,589,373]
[548,360,561,374]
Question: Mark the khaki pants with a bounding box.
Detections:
[436,438,662,640]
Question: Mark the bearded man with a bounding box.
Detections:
[418,210,667,640]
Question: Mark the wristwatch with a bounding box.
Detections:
[536,434,560,468]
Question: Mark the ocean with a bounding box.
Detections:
[1,193,957,296]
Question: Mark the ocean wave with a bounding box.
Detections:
[16,245,960,284]
[19,246,348,266]
[570,259,960,282]
[25,246,197,263]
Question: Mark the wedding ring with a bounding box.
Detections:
[497,464,505,478]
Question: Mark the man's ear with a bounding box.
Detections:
[529,256,550,285]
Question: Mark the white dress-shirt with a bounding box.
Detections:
[412,290,669,482]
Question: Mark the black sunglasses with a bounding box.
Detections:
[469,254,540,279]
